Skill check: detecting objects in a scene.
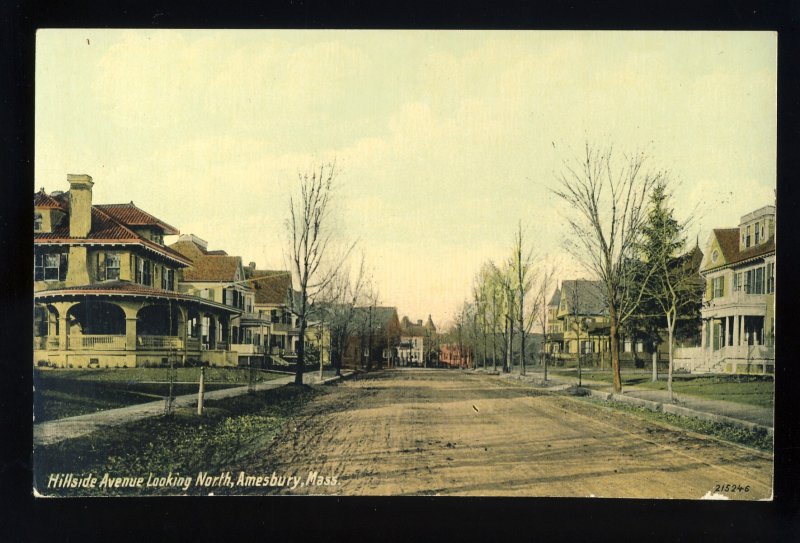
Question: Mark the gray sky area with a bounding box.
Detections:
[36,30,776,327]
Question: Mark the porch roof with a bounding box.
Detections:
[33,280,242,314]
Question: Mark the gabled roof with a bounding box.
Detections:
[354,306,400,329]
[34,189,65,209]
[548,288,561,307]
[182,256,243,282]
[560,279,607,316]
[34,205,191,266]
[246,270,293,305]
[704,228,775,273]
[95,203,179,235]
[424,315,436,332]
[170,239,244,282]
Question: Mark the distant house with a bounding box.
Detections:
[34,175,240,368]
[397,315,437,367]
[554,279,611,362]
[170,236,271,366]
[692,205,775,374]
[345,307,401,369]
[439,343,472,368]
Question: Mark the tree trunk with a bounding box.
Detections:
[667,320,675,402]
[295,318,306,385]
[609,307,622,394]
[520,323,526,376]
[651,349,658,382]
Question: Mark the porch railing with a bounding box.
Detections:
[137,335,183,349]
[34,337,59,350]
[69,335,126,350]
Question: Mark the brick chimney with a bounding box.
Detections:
[68,174,93,238]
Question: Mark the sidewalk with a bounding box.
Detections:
[34,370,351,446]
[490,368,774,431]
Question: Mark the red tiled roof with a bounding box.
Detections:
[95,203,179,235]
[33,205,191,266]
[33,280,241,313]
[34,190,65,209]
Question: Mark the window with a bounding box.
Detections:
[753,267,764,294]
[733,272,741,292]
[135,256,152,286]
[754,222,760,245]
[105,253,120,280]
[712,276,724,298]
[745,225,751,248]
[35,253,67,281]
[34,212,43,231]
[767,262,775,294]
[143,260,152,286]
[161,267,174,291]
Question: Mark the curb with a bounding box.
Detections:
[575,387,774,437]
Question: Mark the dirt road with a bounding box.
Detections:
[237,370,773,499]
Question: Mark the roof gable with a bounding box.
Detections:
[95,203,179,235]
[702,228,774,272]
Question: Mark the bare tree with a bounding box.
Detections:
[511,222,540,375]
[319,253,371,376]
[491,260,517,373]
[285,161,353,385]
[534,266,556,382]
[553,143,660,393]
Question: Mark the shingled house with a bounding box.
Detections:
[34,175,240,368]
[169,235,272,366]
[693,205,775,374]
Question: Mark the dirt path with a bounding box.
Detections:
[237,369,772,499]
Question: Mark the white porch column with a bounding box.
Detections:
[701,319,707,350]
[732,315,740,347]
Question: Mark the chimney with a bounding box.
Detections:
[417,319,423,326]
[249,262,256,270]
[68,174,93,238]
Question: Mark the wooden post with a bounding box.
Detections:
[197,365,205,415]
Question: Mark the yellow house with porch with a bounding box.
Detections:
[33,174,240,368]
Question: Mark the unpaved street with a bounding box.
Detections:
[239,370,772,499]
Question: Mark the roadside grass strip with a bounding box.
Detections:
[34,384,320,497]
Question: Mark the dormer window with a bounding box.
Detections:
[754,222,760,245]
[34,212,43,231]
[745,225,751,248]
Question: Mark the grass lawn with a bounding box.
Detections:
[551,370,774,409]
[34,385,318,496]
[33,367,283,422]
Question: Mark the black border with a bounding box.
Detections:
[3,1,800,541]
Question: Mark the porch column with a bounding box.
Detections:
[701,320,707,350]
[732,314,740,347]
[126,317,137,351]
[59,315,69,350]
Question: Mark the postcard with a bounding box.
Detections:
[33,29,775,499]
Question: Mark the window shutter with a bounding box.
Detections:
[222,288,227,305]
[34,253,43,281]
[59,253,68,281]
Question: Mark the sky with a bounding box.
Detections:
[36,30,776,328]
